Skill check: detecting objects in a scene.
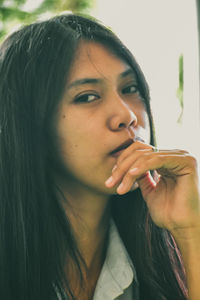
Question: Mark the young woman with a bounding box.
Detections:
[0,13,199,300]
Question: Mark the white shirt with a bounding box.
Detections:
[55,219,137,299]
[93,219,136,300]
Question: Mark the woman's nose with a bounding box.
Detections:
[107,96,137,131]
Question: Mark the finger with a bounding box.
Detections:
[110,150,190,188]
[116,153,190,195]
[114,149,189,175]
[111,150,150,186]
[116,140,153,165]
[110,152,194,193]
[117,171,156,194]
[116,141,188,166]
[152,147,189,154]
[125,153,195,179]
[107,148,153,188]
[118,171,157,195]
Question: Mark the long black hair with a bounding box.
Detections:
[0,14,187,299]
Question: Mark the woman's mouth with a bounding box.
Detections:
[110,149,126,157]
[109,136,145,158]
[110,138,133,157]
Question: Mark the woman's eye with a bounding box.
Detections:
[122,85,138,94]
[74,93,100,103]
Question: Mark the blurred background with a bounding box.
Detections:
[0,0,200,163]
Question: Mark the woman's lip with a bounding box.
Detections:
[110,138,133,155]
[110,149,125,157]
[109,136,145,157]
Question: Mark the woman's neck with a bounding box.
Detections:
[59,180,111,267]
[59,182,111,299]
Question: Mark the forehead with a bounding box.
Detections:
[68,41,133,81]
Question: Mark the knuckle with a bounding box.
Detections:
[117,154,127,165]
[136,155,147,165]
[187,155,198,168]
[113,165,128,183]
[116,162,127,174]
[180,149,189,154]
[170,149,189,154]
[126,171,135,182]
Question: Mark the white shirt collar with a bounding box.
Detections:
[93,219,135,300]
[54,219,136,300]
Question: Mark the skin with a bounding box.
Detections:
[56,41,200,299]
[106,144,200,300]
[57,42,150,197]
[56,41,150,298]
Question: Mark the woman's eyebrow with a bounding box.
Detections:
[119,68,137,79]
[67,78,102,90]
[67,68,136,90]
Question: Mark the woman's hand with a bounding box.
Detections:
[105,141,200,235]
[105,140,200,299]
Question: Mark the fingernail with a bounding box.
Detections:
[117,182,124,193]
[129,167,138,174]
[112,165,117,172]
[105,176,114,187]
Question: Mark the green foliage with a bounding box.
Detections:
[176,54,184,123]
[53,0,93,13]
[0,0,95,40]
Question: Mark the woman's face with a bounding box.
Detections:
[56,41,150,195]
